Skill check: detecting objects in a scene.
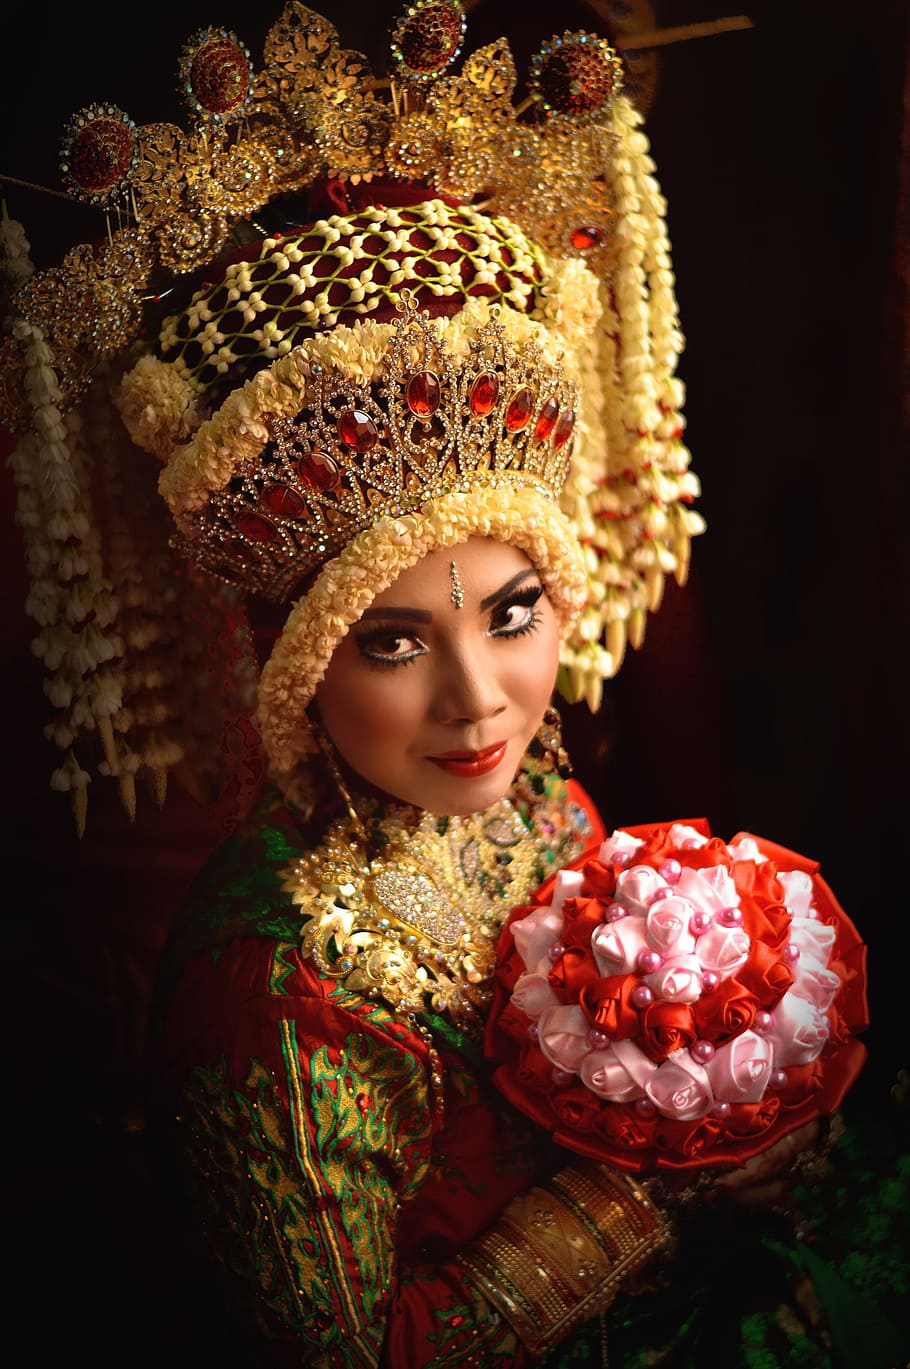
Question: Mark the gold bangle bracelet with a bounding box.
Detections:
[457,1164,671,1357]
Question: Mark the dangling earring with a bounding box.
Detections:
[529,705,573,780]
[313,721,371,847]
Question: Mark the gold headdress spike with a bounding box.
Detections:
[0,0,703,830]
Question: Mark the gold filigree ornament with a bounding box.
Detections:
[282,797,545,1030]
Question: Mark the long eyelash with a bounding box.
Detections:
[362,654,420,671]
[503,609,543,640]
[353,626,425,670]
[507,585,544,609]
[490,584,544,638]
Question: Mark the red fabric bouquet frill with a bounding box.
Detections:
[485,820,869,1172]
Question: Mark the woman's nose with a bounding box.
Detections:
[432,641,508,725]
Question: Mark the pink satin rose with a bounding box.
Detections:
[791,955,841,1012]
[645,953,704,1004]
[537,1003,592,1073]
[768,994,831,1066]
[777,869,815,919]
[511,971,560,1020]
[579,1041,656,1102]
[725,837,765,863]
[550,868,586,911]
[645,1055,713,1120]
[598,831,644,865]
[667,822,710,850]
[788,920,837,963]
[645,897,697,956]
[511,903,565,974]
[696,923,751,977]
[614,864,669,915]
[706,1029,773,1102]
[591,914,648,975]
[677,863,740,915]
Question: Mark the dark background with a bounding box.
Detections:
[2,2,907,1362]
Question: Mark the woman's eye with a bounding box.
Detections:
[355,630,426,666]
[490,586,544,636]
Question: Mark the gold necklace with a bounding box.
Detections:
[281,791,546,1032]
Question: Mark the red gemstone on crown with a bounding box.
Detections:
[297,450,341,491]
[533,38,619,116]
[262,483,306,517]
[237,513,279,543]
[505,387,536,433]
[188,33,252,116]
[406,369,441,419]
[337,410,379,453]
[570,224,604,251]
[535,396,560,443]
[394,2,465,78]
[469,371,500,417]
[553,409,577,450]
[60,106,137,202]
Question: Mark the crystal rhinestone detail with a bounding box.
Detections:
[530,32,624,118]
[407,369,441,418]
[535,396,560,443]
[370,867,463,946]
[180,28,253,119]
[390,0,467,82]
[337,409,380,452]
[59,105,138,206]
[505,387,535,433]
[469,370,500,417]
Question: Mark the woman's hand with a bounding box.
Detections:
[711,1118,826,1206]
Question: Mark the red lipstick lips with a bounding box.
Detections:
[428,742,507,778]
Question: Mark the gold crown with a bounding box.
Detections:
[0,1,626,430]
[170,299,577,599]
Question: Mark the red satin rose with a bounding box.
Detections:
[578,973,642,1039]
[640,1000,696,1061]
[550,1081,603,1132]
[736,894,791,947]
[595,1102,658,1151]
[578,859,618,899]
[657,1113,726,1160]
[692,978,757,1041]
[560,896,610,950]
[736,939,795,1005]
[722,1095,781,1138]
[547,945,601,1001]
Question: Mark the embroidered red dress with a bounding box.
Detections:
[147,776,604,1367]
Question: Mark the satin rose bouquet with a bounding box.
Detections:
[485,820,868,1172]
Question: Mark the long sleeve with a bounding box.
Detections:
[154,934,537,1366]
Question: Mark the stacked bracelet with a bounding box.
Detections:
[457,1163,672,1357]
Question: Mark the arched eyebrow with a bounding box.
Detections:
[479,569,538,611]
[360,568,539,623]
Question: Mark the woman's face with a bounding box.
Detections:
[316,538,561,816]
